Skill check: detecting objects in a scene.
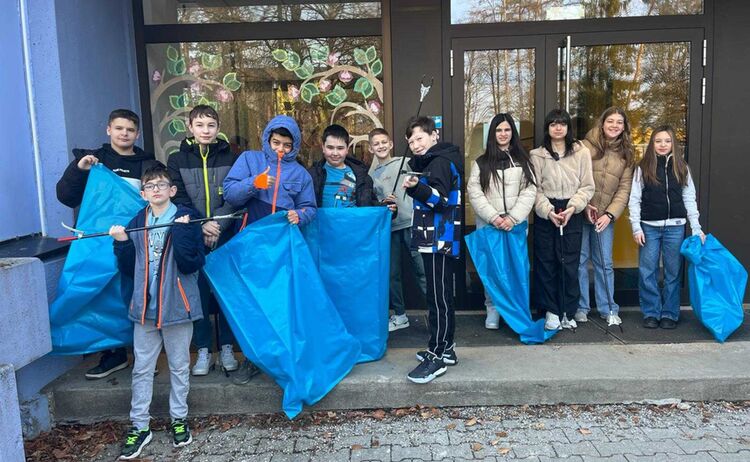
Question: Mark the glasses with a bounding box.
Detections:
[142,181,171,192]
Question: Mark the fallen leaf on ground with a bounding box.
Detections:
[371,409,386,420]
[579,428,592,435]
[498,447,512,455]
[446,423,457,430]
[351,444,364,450]
[471,442,483,451]
[495,431,508,437]
[465,417,478,427]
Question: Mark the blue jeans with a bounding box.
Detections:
[638,224,685,321]
[192,272,235,351]
[578,223,619,316]
[390,228,427,315]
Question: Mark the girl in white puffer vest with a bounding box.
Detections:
[467,113,537,329]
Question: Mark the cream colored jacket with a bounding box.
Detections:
[530,142,594,219]
[467,159,537,226]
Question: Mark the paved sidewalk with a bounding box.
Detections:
[26,402,750,461]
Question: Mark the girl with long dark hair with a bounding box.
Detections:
[530,109,595,331]
[467,113,536,329]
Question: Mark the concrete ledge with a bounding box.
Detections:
[48,341,750,422]
[1,365,25,461]
[0,258,51,369]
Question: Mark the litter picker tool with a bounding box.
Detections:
[390,75,434,196]
[57,211,245,242]
[557,209,575,332]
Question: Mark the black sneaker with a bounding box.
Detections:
[415,349,458,366]
[659,318,678,329]
[171,418,193,447]
[643,317,659,329]
[85,348,129,380]
[119,427,152,460]
[232,360,261,385]
[408,356,447,384]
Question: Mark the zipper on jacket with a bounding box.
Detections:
[140,208,150,325]
[177,277,192,316]
[664,155,671,219]
[200,145,211,218]
[156,234,172,329]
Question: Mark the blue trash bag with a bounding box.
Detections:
[50,165,145,354]
[465,221,557,344]
[203,212,361,419]
[680,234,747,343]
[303,207,390,362]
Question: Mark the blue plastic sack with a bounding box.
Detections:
[303,207,390,362]
[680,234,747,343]
[203,212,361,419]
[465,222,557,344]
[50,165,145,354]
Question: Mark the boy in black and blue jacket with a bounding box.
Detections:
[402,116,463,384]
[110,164,205,460]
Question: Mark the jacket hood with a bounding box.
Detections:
[178,137,231,157]
[412,142,463,175]
[261,115,302,163]
[73,144,154,162]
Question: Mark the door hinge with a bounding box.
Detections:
[450,49,454,77]
[701,77,706,105]
[702,39,707,67]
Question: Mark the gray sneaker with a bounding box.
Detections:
[232,360,261,385]
[574,310,588,323]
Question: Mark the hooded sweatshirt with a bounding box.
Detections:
[56,144,156,208]
[223,115,317,226]
[405,142,463,258]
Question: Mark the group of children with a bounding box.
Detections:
[466,108,704,333]
[56,104,703,459]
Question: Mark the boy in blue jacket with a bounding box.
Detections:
[223,115,317,383]
[110,164,205,459]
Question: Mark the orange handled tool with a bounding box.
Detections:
[271,149,284,213]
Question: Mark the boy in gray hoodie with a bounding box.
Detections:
[368,128,427,332]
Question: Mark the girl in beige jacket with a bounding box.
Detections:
[530,109,594,331]
[467,113,537,329]
[576,107,635,327]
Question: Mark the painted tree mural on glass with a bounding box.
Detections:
[150,44,243,159]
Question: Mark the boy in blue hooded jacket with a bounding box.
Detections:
[224,115,317,227]
[222,115,317,383]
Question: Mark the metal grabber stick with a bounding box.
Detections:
[390,75,434,197]
[57,211,245,242]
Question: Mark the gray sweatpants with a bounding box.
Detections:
[130,321,193,429]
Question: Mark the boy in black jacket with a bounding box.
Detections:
[308,124,381,208]
[167,105,240,377]
[110,164,204,459]
[55,108,157,380]
[402,116,463,384]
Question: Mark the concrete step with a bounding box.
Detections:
[47,326,750,422]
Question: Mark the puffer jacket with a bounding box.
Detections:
[309,156,379,207]
[113,204,205,328]
[167,137,237,236]
[467,157,536,227]
[530,142,594,219]
[223,115,317,227]
[582,129,634,219]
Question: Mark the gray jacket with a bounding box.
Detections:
[370,157,414,231]
[114,204,205,328]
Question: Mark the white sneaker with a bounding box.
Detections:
[485,306,500,329]
[388,314,410,332]
[218,344,239,372]
[606,314,622,326]
[544,312,561,331]
[561,314,577,330]
[191,348,214,376]
[574,310,588,323]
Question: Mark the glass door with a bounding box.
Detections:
[549,29,705,305]
[451,36,546,308]
[451,29,705,308]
